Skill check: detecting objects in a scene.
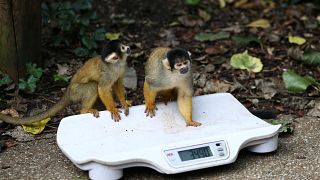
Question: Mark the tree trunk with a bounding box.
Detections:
[0,0,41,83]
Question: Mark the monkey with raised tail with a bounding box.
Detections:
[144,47,201,127]
[0,40,131,125]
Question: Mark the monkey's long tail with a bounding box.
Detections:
[0,92,71,125]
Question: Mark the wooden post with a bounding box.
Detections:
[0,0,41,83]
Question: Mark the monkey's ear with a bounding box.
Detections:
[162,58,171,70]
[187,51,191,57]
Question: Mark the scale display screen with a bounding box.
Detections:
[178,146,213,161]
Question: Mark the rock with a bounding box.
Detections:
[4,126,35,142]
[196,74,207,88]
[205,64,215,73]
[124,67,137,90]
[307,100,320,117]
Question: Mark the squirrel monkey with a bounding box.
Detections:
[144,47,201,127]
[0,40,131,125]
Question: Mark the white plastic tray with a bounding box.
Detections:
[57,93,280,180]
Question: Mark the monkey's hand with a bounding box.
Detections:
[186,121,201,127]
[109,108,122,122]
[144,104,157,118]
[123,104,129,116]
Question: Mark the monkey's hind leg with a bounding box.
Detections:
[143,81,157,118]
[159,89,177,105]
[177,95,201,127]
[113,78,129,116]
[78,83,100,118]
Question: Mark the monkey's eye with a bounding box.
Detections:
[176,63,182,67]
[113,56,119,60]
[121,45,126,52]
[183,61,188,65]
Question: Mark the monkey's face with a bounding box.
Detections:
[174,60,191,75]
[163,48,192,75]
[101,40,131,64]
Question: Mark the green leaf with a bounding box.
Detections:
[81,36,93,49]
[282,70,318,93]
[302,49,320,66]
[231,35,261,46]
[26,63,44,79]
[73,47,89,57]
[53,74,69,82]
[105,32,121,40]
[288,35,306,45]
[185,0,201,6]
[270,119,294,134]
[230,50,263,73]
[19,76,38,93]
[94,28,106,41]
[0,73,13,86]
[194,31,230,42]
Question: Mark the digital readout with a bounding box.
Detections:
[178,146,213,161]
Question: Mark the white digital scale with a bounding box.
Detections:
[57,93,281,180]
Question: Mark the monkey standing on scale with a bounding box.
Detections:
[144,47,201,127]
[0,40,131,125]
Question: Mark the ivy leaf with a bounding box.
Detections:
[0,73,13,86]
[231,35,261,46]
[94,28,106,41]
[230,50,263,73]
[288,35,306,45]
[73,47,89,57]
[194,31,230,42]
[26,63,44,79]
[185,0,201,6]
[247,19,270,29]
[22,118,51,135]
[105,32,121,41]
[53,74,69,82]
[302,49,320,66]
[282,69,319,93]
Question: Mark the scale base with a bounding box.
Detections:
[57,93,280,180]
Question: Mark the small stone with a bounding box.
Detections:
[205,64,215,73]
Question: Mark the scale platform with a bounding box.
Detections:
[57,93,281,180]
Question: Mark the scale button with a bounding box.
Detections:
[217,147,224,151]
[219,152,225,156]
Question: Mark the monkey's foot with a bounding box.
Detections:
[80,109,100,118]
[109,108,122,122]
[186,121,201,127]
[123,106,129,116]
[144,104,157,118]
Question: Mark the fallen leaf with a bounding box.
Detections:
[230,50,263,72]
[255,79,278,99]
[282,69,319,93]
[205,45,228,55]
[231,35,261,46]
[198,9,211,22]
[204,80,236,93]
[56,64,70,75]
[178,15,204,27]
[247,19,270,29]
[219,0,226,8]
[1,109,19,117]
[288,35,306,45]
[22,118,51,135]
[303,49,320,66]
[105,32,121,40]
[194,31,230,42]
